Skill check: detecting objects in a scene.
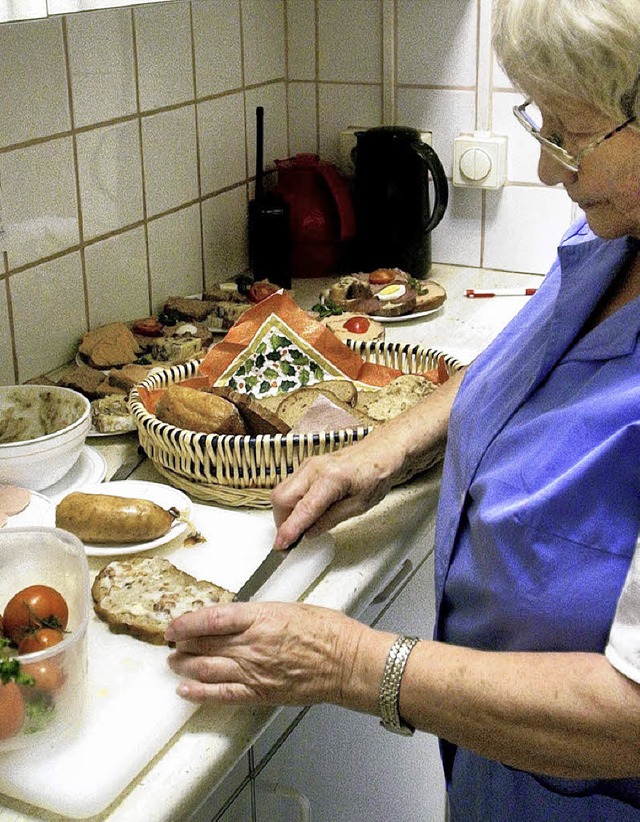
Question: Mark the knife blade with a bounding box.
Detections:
[109,446,146,482]
[233,532,335,603]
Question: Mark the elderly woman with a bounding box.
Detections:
[166,0,640,818]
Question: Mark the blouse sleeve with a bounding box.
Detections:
[606,534,640,684]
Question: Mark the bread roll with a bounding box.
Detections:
[156,384,246,435]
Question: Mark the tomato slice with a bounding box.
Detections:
[343,316,371,334]
[132,317,164,337]
[247,281,280,303]
[368,269,397,285]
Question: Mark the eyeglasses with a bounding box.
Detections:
[513,99,636,172]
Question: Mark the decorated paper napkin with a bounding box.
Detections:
[198,290,401,398]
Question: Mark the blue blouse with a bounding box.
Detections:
[433,218,640,820]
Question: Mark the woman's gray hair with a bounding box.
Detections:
[492,0,640,122]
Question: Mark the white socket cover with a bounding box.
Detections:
[453,133,508,189]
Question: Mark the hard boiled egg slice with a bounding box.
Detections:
[377,283,406,301]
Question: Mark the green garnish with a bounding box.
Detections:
[311,301,345,319]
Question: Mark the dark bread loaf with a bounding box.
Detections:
[92,556,235,645]
[208,386,291,435]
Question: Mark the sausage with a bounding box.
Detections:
[56,492,179,544]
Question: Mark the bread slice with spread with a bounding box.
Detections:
[92,556,235,645]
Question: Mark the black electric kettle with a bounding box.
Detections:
[351,126,449,278]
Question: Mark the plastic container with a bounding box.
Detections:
[0,527,90,753]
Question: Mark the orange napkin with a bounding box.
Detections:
[198,290,401,398]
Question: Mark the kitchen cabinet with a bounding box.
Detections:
[251,552,447,822]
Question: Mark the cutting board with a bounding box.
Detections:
[0,503,333,819]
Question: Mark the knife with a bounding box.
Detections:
[233,532,335,603]
[109,446,146,482]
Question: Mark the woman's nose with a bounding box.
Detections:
[537,150,578,187]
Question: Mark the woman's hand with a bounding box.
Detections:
[271,432,401,549]
[271,371,464,549]
[165,602,390,713]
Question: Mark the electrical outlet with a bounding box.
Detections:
[453,131,508,189]
[338,127,433,177]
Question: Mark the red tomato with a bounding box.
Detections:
[2,586,69,644]
[21,660,64,693]
[343,316,371,334]
[0,681,24,740]
[368,269,397,285]
[247,281,279,303]
[132,317,164,337]
[17,628,64,655]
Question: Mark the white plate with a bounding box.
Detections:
[74,480,192,557]
[41,446,107,502]
[369,305,443,323]
[2,491,55,529]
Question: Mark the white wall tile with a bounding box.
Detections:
[318,0,382,83]
[483,186,573,274]
[245,83,289,173]
[11,253,86,380]
[135,1,194,111]
[202,186,248,284]
[147,204,203,312]
[432,185,482,268]
[0,18,70,148]
[198,93,247,195]
[492,53,513,91]
[288,82,319,156]
[76,121,144,240]
[0,139,79,269]
[192,0,243,97]
[66,7,137,127]
[396,87,475,178]
[287,0,316,81]
[142,106,199,217]
[397,0,478,87]
[0,281,15,385]
[84,227,149,327]
[318,83,381,166]
[241,0,286,86]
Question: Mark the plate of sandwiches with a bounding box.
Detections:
[319,268,446,322]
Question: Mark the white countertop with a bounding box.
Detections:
[0,263,542,822]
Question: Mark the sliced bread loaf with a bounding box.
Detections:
[357,374,436,422]
[92,556,235,645]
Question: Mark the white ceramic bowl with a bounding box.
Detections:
[0,527,90,753]
[0,385,91,491]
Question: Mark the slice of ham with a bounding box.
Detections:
[290,394,362,434]
[0,485,32,517]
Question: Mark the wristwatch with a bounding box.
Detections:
[379,635,420,736]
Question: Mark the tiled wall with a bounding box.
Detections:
[0,0,577,384]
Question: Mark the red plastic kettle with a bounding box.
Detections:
[274,154,356,278]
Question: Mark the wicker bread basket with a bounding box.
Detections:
[129,340,462,508]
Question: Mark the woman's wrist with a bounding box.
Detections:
[333,625,400,715]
